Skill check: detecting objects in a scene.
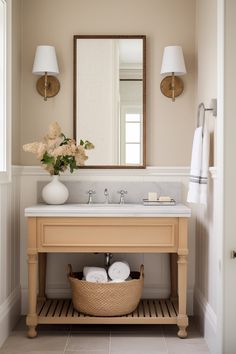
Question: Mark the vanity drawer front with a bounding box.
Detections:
[37,217,178,252]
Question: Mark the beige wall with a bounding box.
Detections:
[195,0,217,165]
[194,0,217,352]
[19,0,196,166]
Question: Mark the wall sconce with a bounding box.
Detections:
[160,45,186,102]
[32,45,60,101]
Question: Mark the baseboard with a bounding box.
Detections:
[0,286,21,348]
[21,286,194,315]
[194,287,217,353]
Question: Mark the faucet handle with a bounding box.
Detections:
[87,190,96,195]
[104,188,109,204]
[117,190,128,196]
[87,190,96,204]
[117,190,128,204]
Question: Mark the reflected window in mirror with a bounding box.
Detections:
[73,35,146,168]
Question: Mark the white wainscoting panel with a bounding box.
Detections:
[0,174,21,347]
[194,168,218,353]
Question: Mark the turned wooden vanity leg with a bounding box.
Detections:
[38,253,47,302]
[27,253,38,338]
[170,253,178,300]
[26,218,38,338]
[177,218,188,338]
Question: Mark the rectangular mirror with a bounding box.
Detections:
[73,35,146,168]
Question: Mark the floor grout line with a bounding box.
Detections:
[108,331,111,354]
[63,329,71,354]
[162,329,169,354]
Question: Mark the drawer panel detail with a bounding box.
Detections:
[37,217,178,250]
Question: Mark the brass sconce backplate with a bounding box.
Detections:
[160,76,184,99]
[36,75,60,98]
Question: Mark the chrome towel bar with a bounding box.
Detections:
[197,99,217,135]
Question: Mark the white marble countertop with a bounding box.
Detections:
[25,203,191,218]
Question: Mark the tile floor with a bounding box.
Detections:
[0,317,210,354]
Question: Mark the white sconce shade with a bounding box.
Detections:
[32,45,59,75]
[32,45,60,101]
[160,45,186,76]
[160,45,186,102]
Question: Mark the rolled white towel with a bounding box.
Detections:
[108,261,130,281]
[83,266,108,283]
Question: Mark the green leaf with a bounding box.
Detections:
[84,140,95,150]
[60,136,70,146]
[41,152,55,165]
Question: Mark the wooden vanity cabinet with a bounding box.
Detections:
[26,215,189,339]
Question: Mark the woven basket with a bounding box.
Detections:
[68,264,144,317]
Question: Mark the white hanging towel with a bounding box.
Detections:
[187,125,209,205]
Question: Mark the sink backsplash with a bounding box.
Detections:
[38,181,183,204]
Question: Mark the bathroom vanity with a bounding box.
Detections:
[25,203,191,338]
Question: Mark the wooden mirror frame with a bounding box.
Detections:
[73,35,146,169]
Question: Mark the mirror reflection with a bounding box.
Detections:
[74,36,146,167]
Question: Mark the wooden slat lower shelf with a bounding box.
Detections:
[36,298,179,325]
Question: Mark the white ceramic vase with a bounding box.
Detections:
[42,175,69,205]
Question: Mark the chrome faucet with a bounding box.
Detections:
[104,188,109,204]
[87,190,96,204]
[117,190,128,204]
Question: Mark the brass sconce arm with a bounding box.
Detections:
[171,72,175,102]
[44,72,48,101]
[36,72,60,101]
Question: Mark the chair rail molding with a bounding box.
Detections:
[12,165,190,177]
